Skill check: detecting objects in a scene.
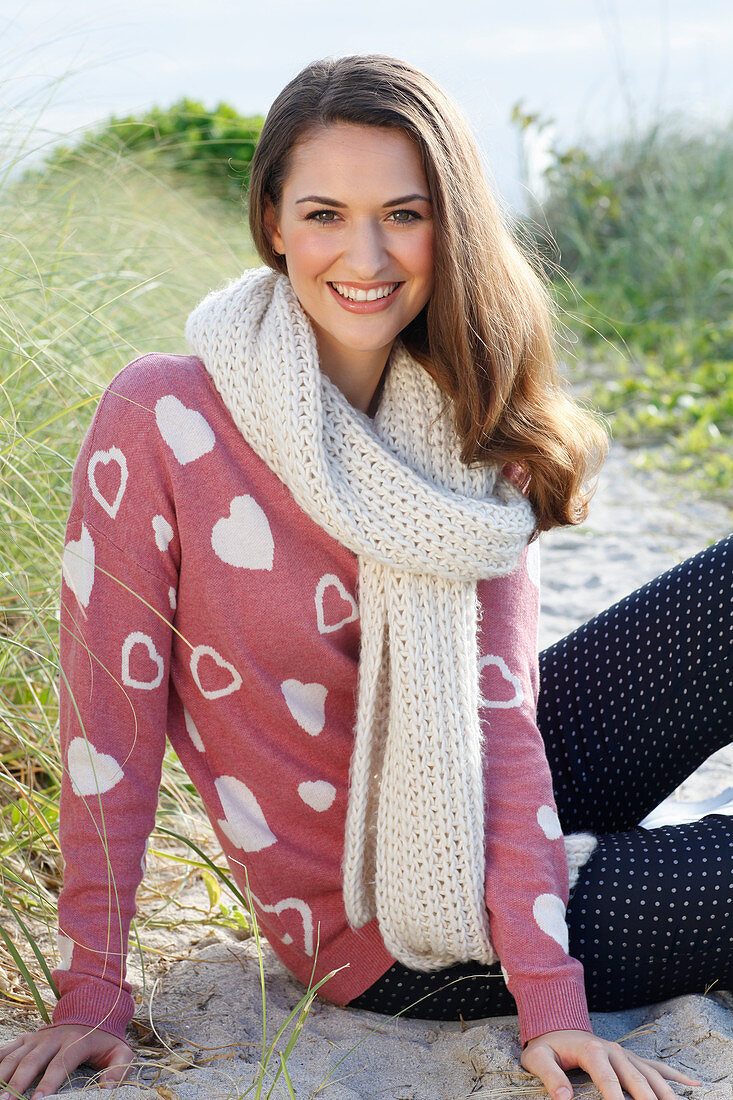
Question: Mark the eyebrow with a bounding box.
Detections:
[295,193,431,207]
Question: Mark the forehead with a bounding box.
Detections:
[284,123,428,193]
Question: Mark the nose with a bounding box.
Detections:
[342,218,390,279]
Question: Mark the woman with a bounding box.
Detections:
[1,54,727,1100]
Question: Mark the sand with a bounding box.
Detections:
[1,438,731,1099]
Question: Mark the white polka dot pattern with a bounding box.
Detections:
[350,536,733,1025]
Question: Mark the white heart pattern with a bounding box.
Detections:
[315,573,359,634]
[122,632,165,690]
[88,447,128,519]
[216,775,277,852]
[62,524,95,608]
[211,495,274,570]
[478,654,524,709]
[168,586,177,610]
[152,514,174,551]
[191,645,242,699]
[155,394,216,465]
[532,893,569,952]
[67,736,124,797]
[500,964,510,985]
[537,804,562,840]
[526,538,541,588]
[281,679,327,736]
[183,706,205,752]
[249,890,315,956]
[298,780,336,813]
[57,933,74,971]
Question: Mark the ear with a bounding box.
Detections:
[263,195,285,255]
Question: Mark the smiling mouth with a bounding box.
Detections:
[329,282,403,303]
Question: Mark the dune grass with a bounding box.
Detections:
[518,110,733,507]
[1,92,731,1095]
[0,131,259,1036]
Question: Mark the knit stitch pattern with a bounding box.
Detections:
[185,267,584,969]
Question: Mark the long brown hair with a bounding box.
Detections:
[248,54,610,535]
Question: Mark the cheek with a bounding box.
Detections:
[283,227,338,274]
[402,229,434,279]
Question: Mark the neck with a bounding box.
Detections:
[313,331,394,418]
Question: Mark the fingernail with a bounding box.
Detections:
[557,1089,571,1100]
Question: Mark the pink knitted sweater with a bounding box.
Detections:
[50,352,593,1048]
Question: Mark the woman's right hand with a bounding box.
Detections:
[0,1024,134,1098]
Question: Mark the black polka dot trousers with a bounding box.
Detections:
[347,533,733,1022]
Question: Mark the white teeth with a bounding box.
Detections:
[332,282,398,302]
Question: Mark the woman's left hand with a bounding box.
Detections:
[521,1029,703,1100]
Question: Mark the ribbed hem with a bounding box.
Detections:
[511,977,593,1048]
[265,914,397,1005]
[44,986,135,1042]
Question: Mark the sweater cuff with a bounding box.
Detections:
[46,984,135,1043]
[510,977,593,1048]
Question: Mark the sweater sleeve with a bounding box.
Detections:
[477,536,594,1048]
[46,368,178,1041]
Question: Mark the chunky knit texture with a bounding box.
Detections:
[185,266,593,969]
[50,350,594,1047]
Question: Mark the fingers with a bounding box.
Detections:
[0,1038,24,1061]
[576,1041,633,1100]
[521,1031,705,1100]
[98,1041,135,1088]
[521,1041,575,1100]
[0,1034,67,1100]
[625,1052,703,1087]
[581,1043,703,1100]
[607,1046,669,1100]
[31,1036,135,1099]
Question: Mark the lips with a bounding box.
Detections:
[327,281,403,313]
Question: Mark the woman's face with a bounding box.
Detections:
[264,123,434,371]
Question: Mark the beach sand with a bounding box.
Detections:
[1,439,731,1098]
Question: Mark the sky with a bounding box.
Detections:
[3,0,731,215]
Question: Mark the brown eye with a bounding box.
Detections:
[306,210,338,223]
[389,210,421,223]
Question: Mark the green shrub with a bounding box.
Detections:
[510,103,733,507]
[38,98,264,201]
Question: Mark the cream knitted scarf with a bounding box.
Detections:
[185,266,597,970]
